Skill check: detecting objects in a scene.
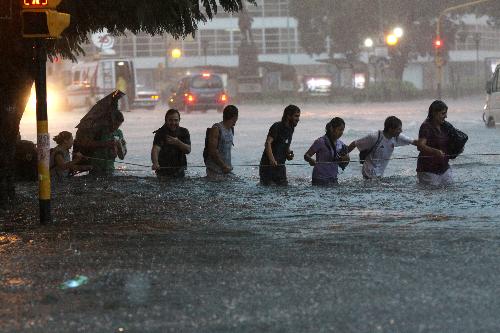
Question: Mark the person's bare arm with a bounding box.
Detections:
[347,141,357,153]
[417,138,445,157]
[166,136,191,154]
[151,145,161,170]
[264,135,278,167]
[303,147,316,166]
[208,127,231,173]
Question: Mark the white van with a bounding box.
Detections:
[66,58,136,109]
[484,64,500,127]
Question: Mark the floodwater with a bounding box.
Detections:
[19,95,500,230]
[7,95,500,332]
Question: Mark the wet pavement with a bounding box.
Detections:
[2,96,500,331]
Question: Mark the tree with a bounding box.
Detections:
[0,0,248,207]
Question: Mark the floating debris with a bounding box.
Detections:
[59,275,89,289]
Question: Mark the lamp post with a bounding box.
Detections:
[364,38,375,83]
[435,0,493,99]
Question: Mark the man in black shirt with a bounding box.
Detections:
[259,105,301,185]
[151,109,191,179]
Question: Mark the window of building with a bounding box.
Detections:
[265,28,280,53]
[136,34,151,57]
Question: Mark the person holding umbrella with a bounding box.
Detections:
[73,91,127,175]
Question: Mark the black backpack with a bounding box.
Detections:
[443,121,468,159]
[359,131,382,164]
[202,127,211,162]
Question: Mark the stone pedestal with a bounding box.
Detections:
[238,43,259,77]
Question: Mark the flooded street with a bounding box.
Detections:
[2,96,500,332]
[19,95,500,227]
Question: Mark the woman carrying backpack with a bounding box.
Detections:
[304,117,350,185]
[416,100,466,186]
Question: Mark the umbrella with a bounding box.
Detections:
[75,90,125,129]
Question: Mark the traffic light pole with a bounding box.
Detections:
[34,40,51,224]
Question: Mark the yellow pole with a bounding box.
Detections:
[35,41,51,224]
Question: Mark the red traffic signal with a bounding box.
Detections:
[434,39,443,49]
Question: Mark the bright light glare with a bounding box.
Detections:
[306,78,332,91]
[386,34,398,46]
[364,38,374,48]
[393,27,404,38]
[24,83,64,115]
[171,48,182,59]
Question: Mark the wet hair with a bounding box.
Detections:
[325,117,345,133]
[427,100,448,120]
[223,105,239,121]
[111,110,124,125]
[165,108,180,121]
[282,104,301,123]
[53,131,72,145]
[384,116,402,132]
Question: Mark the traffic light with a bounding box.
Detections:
[434,38,443,49]
[21,0,70,38]
[434,38,444,67]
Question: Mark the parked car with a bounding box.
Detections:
[133,84,160,110]
[168,73,228,112]
[484,64,500,127]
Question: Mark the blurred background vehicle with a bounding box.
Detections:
[168,73,228,112]
[132,84,160,110]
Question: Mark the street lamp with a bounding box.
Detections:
[393,27,404,38]
[363,38,375,83]
[171,48,182,59]
[386,34,398,46]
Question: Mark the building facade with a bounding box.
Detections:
[77,2,500,92]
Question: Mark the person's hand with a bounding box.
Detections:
[339,154,350,162]
[73,152,84,161]
[307,159,316,167]
[105,140,117,149]
[222,165,232,174]
[269,158,278,167]
[286,151,294,161]
[435,149,445,158]
[152,163,160,171]
[166,136,179,145]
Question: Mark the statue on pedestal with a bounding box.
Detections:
[238,10,254,46]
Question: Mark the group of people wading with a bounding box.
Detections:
[49,99,466,187]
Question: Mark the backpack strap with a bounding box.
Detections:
[366,131,382,158]
[324,136,338,161]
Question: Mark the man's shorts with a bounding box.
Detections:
[259,165,287,186]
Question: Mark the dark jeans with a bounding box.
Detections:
[259,165,287,186]
[156,168,185,180]
[312,177,338,186]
